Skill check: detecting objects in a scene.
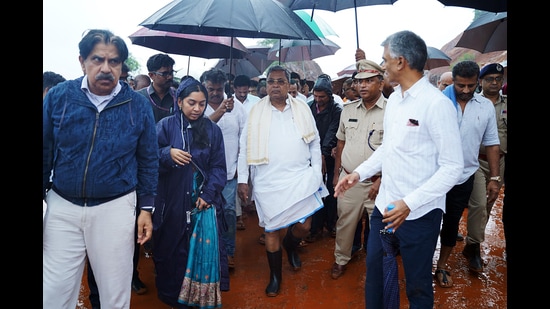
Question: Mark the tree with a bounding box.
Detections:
[124,54,141,75]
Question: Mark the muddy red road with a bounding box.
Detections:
[77,187,507,308]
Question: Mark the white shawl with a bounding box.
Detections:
[246,95,316,165]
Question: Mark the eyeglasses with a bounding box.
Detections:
[151,70,175,78]
[266,79,287,86]
[483,76,503,83]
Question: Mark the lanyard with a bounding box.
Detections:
[148,87,177,113]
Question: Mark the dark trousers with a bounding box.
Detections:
[365,207,442,309]
[310,155,337,234]
[440,175,475,247]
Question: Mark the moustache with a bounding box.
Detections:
[96,73,115,81]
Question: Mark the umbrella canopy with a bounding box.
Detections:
[129,27,249,59]
[140,0,320,88]
[455,11,507,54]
[425,46,451,70]
[268,37,341,62]
[294,9,339,38]
[214,58,263,79]
[244,45,275,75]
[437,0,507,13]
[337,63,357,77]
[278,0,398,48]
[140,0,319,40]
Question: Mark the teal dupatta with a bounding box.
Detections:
[178,160,222,308]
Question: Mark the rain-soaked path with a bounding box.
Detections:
[77,187,507,308]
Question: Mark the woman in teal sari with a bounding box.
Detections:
[153,77,228,308]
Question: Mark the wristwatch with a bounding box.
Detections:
[489,176,501,182]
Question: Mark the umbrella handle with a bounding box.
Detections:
[354,0,359,49]
[386,204,395,233]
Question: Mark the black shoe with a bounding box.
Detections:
[462,243,483,272]
[131,277,147,295]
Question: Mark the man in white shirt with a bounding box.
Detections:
[203,68,247,270]
[334,30,463,308]
[232,74,259,230]
[435,61,500,287]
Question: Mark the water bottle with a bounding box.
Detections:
[386,204,395,233]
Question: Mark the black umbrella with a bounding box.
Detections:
[129,27,250,75]
[278,0,398,48]
[380,204,399,309]
[455,11,507,54]
[425,46,451,70]
[437,0,507,13]
[245,45,275,75]
[140,0,319,91]
[129,27,249,59]
[214,58,263,79]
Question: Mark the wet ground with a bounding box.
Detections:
[77,187,507,308]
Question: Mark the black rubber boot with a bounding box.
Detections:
[265,250,282,297]
[282,225,302,271]
[462,243,483,272]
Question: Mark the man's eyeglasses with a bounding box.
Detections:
[267,79,287,86]
[151,70,175,78]
[483,76,503,83]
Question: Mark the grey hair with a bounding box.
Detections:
[381,30,427,73]
[266,65,290,82]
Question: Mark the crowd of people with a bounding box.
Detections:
[43,28,507,309]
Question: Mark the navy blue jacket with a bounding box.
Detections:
[153,110,229,306]
[42,77,159,208]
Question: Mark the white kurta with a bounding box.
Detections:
[238,101,328,231]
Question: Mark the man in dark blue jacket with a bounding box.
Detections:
[42,29,158,309]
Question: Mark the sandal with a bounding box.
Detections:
[434,269,453,288]
[236,218,246,230]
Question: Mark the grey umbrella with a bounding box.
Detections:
[140,0,319,91]
[455,11,507,54]
[267,37,341,62]
[139,0,319,40]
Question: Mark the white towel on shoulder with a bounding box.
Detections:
[247,95,316,165]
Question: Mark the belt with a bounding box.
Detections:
[342,167,380,182]
[478,153,504,161]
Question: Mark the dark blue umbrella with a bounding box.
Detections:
[379,204,399,309]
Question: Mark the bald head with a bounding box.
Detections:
[437,71,453,91]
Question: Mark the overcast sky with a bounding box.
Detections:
[43,0,475,80]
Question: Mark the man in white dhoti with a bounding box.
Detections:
[237,66,328,297]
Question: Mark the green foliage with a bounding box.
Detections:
[124,54,141,74]
[456,53,476,62]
